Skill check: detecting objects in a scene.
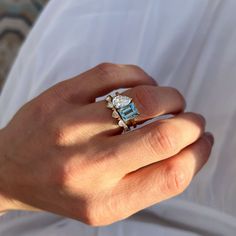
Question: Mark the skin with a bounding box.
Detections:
[0,63,214,226]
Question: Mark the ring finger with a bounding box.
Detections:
[76,85,186,136]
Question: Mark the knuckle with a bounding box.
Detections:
[168,87,186,108]
[80,201,116,227]
[144,124,178,156]
[31,100,47,118]
[35,97,51,112]
[30,98,55,123]
[164,161,190,194]
[51,124,70,147]
[96,63,150,85]
[51,81,72,103]
[83,214,104,227]
[127,64,145,74]
[127,64,154,84]
[96,63,120,80]
[134,86,159,116]
[83,210,105,226]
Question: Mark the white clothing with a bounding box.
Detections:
[0,0,236,235]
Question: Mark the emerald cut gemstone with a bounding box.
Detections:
[118,102,139,122]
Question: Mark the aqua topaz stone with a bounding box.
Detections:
[118,102,139,122]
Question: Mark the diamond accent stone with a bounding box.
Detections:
[118,120,127,128]
[106,102,113,108]
[112,95,131,109]
[106,96,112,102]
[112,110,120,119]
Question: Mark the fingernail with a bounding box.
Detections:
[204,132,214,145]
[196,113,206,125]
[150,77,159,86]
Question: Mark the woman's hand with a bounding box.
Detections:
[0,63,213,226]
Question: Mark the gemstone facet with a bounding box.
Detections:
[118,102,139,122]
[112,95,132,109]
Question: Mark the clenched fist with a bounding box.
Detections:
[0,63,213,226]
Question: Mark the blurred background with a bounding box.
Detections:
[0,0,48,92]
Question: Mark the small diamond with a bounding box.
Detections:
[106,102,113,108]
[106,96,112,102]
[112,110,120,119]
[118,120,127,128]
[112,95,131,109]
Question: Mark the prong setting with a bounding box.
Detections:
[106,92,139,132]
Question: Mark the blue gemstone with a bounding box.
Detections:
[118,102,139,122]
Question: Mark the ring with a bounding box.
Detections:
[106,92,140,131]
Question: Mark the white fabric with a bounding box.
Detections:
[0,0,236,235]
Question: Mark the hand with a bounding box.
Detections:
[0,63,213,226]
